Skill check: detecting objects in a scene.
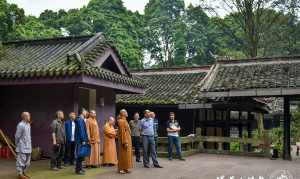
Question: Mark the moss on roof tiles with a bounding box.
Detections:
[204,57,300,92]
[0,34,144,89]
[117,71,207,105]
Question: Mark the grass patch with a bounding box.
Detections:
[1,159,107,179]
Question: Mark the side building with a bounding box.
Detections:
[117,66,269,152]
[0,33,145,155]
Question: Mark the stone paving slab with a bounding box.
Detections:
[100,154,300,179]
[1,154,299,179]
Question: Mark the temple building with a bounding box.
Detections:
[0,33,145,155]
[117,66,269,151]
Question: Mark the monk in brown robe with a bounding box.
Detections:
[102,117,118,166]
[117,109,133,174]
[86,110,101,167]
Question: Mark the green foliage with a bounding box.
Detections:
[230,142,240,152]
[0,0,25,41]
[270,127,283,153]
[291,105,300,144]
[144,0,186,67]
[0,42,7,60]
[252,129,263,141]
[8,16,61,40]
[1,0,300,69]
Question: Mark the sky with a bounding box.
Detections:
[7,0,201,16]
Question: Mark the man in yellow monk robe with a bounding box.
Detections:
[117,109,133,174]
[102,117,118,166]
[86,110,101,168]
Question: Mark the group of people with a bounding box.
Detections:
[14,108,185,179]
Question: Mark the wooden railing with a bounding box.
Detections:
[157,128,271,158]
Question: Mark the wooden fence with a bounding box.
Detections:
[157,128,271,158]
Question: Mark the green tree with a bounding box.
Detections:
[144,0,186,67]
[186,5,220,65]
[0,0,25,41]
[201,0,290,58]
[8,16,61,40]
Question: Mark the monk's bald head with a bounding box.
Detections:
[120,109,128,118]
[21,112,31,123]
[108,116,115,125]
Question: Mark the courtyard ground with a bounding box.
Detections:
[1,153,299,179]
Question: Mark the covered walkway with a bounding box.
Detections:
[201,56,300,160]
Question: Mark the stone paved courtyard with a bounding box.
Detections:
[1,153,299,179]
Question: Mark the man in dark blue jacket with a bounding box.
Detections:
[64,112,76,165]
[74,109,89,175]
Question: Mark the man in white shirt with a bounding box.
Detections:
[64,112,76,165]
[166,112,185,161]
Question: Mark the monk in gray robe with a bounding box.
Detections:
[15,112,32,179]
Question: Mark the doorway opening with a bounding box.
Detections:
[78,87,96,112]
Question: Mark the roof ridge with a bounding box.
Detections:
[68,33,104,56]
[131,65,211,75]
[3,34,94,46]
[217,55,300,64]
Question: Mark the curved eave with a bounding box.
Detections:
[0,75,145,94]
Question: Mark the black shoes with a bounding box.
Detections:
[179,158,186,161]
[144,165,150,168]
[75,170,85,175]
[154,165,163,168]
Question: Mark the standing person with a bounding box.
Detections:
[129,112,141,162]
[102,117,118,166]
[50,110,66,171]
[86,110,101,168]
[64,112,76,165]
[150,112,159,152]
[140,110,163,168]
[15,112,32,179]
[74,108,89,175]
[117,109,133,174]
[167,112,185,161]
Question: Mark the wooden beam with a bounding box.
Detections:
[283,97,292,160]
[203,87,300,97]
[178,103,212,109]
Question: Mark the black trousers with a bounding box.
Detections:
[132,136,141,161]
[64,142,75,165]
[75,157,84,173]
[50,144,65,168]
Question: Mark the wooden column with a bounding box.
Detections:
[238,111,243,138]
[213,110,217,149]
[225,110,230,150]
[192,109,196,134]
[283,96,291,160]
[247,112,252,152]
[73,84,79,114]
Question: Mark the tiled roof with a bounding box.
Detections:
[117,66,210,105]
[201,56,300,92]
[0,33,144,89]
